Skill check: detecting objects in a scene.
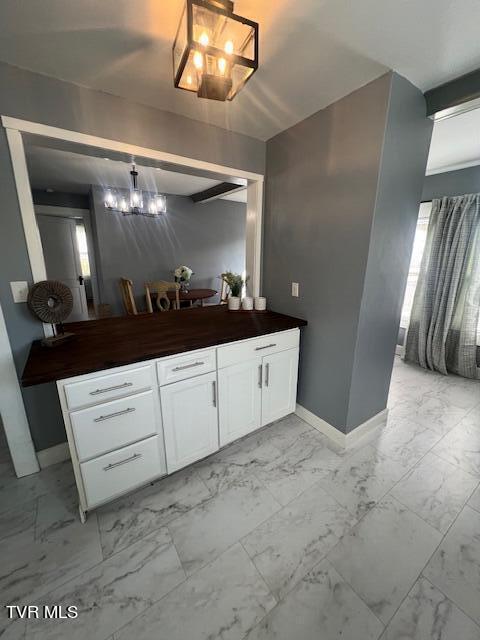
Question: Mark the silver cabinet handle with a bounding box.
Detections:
[172,361,204,372]
[258,364,263,388]
[94,407,136,422]
[90,382,133,396]
[103,452,142,471]
[255,343,277,351]
[212,380,217,407]
[265,363,270,387]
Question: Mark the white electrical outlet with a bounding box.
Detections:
[10,281,29,303]
[291,282,299,297]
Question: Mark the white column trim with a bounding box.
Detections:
[0,301,39,477]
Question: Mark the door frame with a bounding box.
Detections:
[34,205,100,312]
[1,114,264,477]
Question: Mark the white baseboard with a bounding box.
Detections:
[295,404,388,448]
[295,405,347,446]
[37,442,70,469]
[346,409,388,447]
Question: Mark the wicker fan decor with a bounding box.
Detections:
[27,280,74,347]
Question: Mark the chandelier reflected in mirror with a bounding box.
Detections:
[104,163,167,217]
[173,0,259,101]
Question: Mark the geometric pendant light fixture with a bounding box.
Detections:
[173,0,259,101]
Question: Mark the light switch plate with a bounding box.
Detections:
[10,281,29,303]
[291,282,299,297]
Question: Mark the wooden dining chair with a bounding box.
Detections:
[119,278,139,315]
[145,281,180,312]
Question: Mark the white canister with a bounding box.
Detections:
[242,296,253,311]
[228,296,241,311]
[254,296,267,311]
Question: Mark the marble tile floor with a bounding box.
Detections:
[0,357,480,639]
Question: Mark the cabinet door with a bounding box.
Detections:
[261,348,299,427]
[218,358,262,446]
[161,371,219,473]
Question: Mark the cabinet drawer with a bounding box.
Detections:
[64,365,154,410]
[80,435,165,508]
[217,330,299,369]
[71,390,158,462]
[157,349,216,386]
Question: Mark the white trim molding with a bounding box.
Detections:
[1,116,264,184]
[37,442,71,469]
[295,404,388,448]
[0,301,39,477]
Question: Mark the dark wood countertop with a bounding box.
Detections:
[22,305,307,387]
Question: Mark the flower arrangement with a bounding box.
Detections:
[220,271,249,298]
[174,265,193,292]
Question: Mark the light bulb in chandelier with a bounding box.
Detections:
[104,189,117,210]
[193,51,203,70]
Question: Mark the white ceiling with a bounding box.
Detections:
[25,143,247,202]
[427,108,480,175]
[1,1,480,141]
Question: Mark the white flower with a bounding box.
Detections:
[174,265,193,281]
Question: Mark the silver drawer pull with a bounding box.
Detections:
[258,364,263,388]
[103,452,142,471]
[172,361,204,372]
[212,380,217,407]
[255,343,277,351]
[265,363,270,387]
[90,382,133,396]
[94,407,136,422]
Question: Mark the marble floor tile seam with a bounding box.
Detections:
[325,494,451,628]
[416,573,480,635]
[382,447,480,514]
[237,554,387,640]
[424,449,480,481]
[386,499,479,627]
[107,539,278,640]
[239,526,390,640]
[427,436,480,480]
[387,478,480,539]
[238,538,281,604]
[167,492,285,578]
[23,529,190,640]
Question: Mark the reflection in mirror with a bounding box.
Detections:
[24,134,248,323]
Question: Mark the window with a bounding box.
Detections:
[400,201,432,329]
[75,223,91,277]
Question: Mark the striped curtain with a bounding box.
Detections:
[405,194,480,379]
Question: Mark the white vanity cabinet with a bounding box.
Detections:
[217,330,300,446]
[160,370,219,473]
[217,358,263,446]
[56,328,300,522]
[260,348,299,426]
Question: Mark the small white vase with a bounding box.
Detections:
[228,296,240,311]
[242,296,253,311]
[254,296,267,311]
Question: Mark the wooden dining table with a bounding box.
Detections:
[167,288,217,307]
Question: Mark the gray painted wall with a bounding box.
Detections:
[90,187,246,315]
[263,72,432,434]
[422,165,480,201]
[0,61,264,451]
[264,74,392,429]
[32,189,90,210]
[346,74,433,431]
